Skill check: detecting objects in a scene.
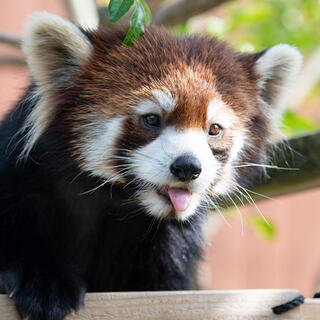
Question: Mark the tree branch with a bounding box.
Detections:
[0,33,21,48]
[147,0,164,14]
[0,57,26,66]
[153,0,231,27]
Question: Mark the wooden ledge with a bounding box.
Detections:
[1,289,319,319]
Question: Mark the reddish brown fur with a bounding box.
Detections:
[51,25,269,174]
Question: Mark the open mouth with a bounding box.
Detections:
[157,186,192,212]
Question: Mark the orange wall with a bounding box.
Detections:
[0,0,68,118]
[203,188,320,296]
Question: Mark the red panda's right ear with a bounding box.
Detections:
[19,13,92,159]
[23,12,92,89]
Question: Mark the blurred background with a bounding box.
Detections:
[1,0,320,297]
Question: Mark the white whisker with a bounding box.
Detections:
[237,184,270,226]
[204,193,231,228]
[236,184,273,201]
[227,193,244,236]
[232,162,298,170]
[79,179,109,195]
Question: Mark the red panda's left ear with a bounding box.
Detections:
[254,44,303,111]
[239,44,302,142]
[255,45,303,142]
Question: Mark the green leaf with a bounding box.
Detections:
[107,0,152,45]
[123,2,145,46]
[138,0,152,26]
[108,0,135,23]
[249,216,276,240]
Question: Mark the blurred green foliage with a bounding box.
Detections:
[205,0,320,55]
[249,215,277,240]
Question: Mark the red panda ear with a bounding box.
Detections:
[239,44,302,111]
[238,45,302,142]
[254,44,303,111]
[20,13,92,158]
[23,12,92,89]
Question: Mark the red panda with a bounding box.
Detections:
[0,12,302,320]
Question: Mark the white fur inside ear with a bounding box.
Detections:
[255,44,303,110]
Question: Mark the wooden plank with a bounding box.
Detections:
[301,299,320,320]
[0,289,303,320]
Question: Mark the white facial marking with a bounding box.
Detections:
[213,131,247,195]
[136,99,162,115]
[139,189,171,220]
[81,116,124,179]
[152,89,176,113]
[135,90,176,117]
[207,98,248,196]
[207,98,235,129]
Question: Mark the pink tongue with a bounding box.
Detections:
[167,188,192,212]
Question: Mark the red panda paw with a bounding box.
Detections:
[1,260,86,320]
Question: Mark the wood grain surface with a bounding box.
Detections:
[1,289,317,320]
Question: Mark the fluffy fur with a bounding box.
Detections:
[0,13,302,320]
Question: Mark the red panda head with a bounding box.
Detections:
[22,13,302,220]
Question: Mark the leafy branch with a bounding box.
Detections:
[108,0,152,45]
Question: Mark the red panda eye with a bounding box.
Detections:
[142,114,161,129]
[209,124,222,136]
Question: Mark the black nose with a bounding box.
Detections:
[170,155,202,182]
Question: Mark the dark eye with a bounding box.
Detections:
[208,124,222,136]
[142,114,161,129]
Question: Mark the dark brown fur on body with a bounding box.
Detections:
[0,13,302,320]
